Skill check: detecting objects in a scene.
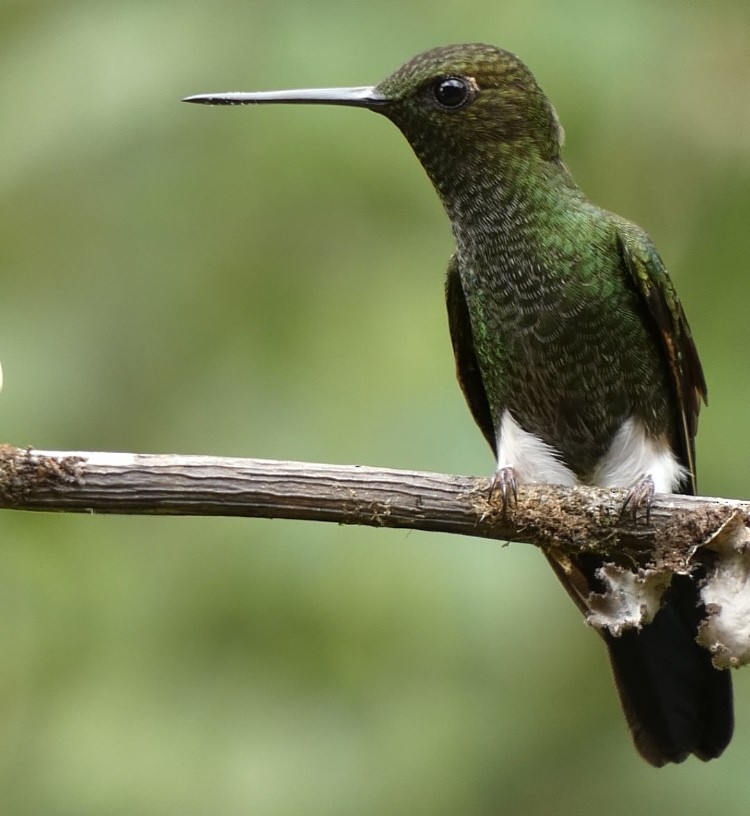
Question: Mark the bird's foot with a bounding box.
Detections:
[489,466,518,517]
[621,474,655,525]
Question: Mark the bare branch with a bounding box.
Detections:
[0,443,742,551]
[2,444,749,666]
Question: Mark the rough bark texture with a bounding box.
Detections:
[0,445,744,567]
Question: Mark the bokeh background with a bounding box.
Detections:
[2,1,750,813]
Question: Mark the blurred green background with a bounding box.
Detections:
[2,1,749,813]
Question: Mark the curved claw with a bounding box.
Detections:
[621,474,655,525]
[489,466,518,516]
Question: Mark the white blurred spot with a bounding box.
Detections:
[698,512,750,668]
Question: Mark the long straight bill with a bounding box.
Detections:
[183,86,386,108]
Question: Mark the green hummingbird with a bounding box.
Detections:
[185,43,733,765]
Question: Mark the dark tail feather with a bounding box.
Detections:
[605,574,733,766]
[545,552,733,765]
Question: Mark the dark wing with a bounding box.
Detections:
[602,226,730,764]
[547,227,729,765]
[445,254,496,453]
[617,225,707,494]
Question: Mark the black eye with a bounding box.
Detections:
[432,77,472,110]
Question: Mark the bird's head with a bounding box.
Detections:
[185,44,563,193]
[373,44,563,163]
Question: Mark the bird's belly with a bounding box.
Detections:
[472,290,673,477]
[486,339,633,476]
[495,410,578,485]
[461,256,674,479]
[496,410,685,492]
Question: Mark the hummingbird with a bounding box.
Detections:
[185,43,733,765]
